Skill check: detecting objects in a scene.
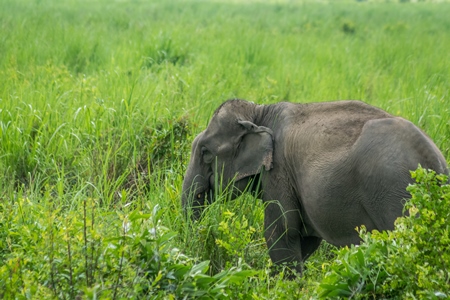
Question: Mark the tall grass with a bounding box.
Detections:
[0,0,449,298]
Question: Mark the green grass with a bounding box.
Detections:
[0,0,449,298]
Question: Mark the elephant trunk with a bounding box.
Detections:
[181,173,210,220]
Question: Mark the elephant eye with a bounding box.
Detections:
[201,147,214,164]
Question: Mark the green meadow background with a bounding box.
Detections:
[0,0,449,298]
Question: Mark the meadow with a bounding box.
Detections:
[0,0,449,298]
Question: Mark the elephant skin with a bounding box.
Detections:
[181,99,448,275]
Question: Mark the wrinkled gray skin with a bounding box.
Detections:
[182,99,448,275]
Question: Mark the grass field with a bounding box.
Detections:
[1,0,449,298]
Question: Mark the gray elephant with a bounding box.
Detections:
[181,99,448,274]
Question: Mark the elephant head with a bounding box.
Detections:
[181,100,274,219]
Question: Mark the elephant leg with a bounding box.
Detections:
[300,236,322,261]
[264,202,304,275]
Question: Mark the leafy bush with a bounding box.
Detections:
[318,167,450,299]
[341,20,356,34]
[180,192,268,277]
[0,197,256,299]
[215,209,265,270]
[216,210,256,257]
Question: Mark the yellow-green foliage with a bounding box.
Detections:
[319,168,450,299]
[0,200,257,299]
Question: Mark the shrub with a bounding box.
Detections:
[318,167,450,299]
[341,20,356,34]
[0,197,257,299]
[215,209,261,269]
[181,192,268,276]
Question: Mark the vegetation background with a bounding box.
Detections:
[0,0,449,298]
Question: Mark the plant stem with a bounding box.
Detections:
[67,230,74,299]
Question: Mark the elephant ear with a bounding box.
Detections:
[234,120,274,181]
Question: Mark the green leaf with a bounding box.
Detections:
[319,284,352,298]
[190,260,210,276]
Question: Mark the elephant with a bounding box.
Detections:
[181,99,448,275]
